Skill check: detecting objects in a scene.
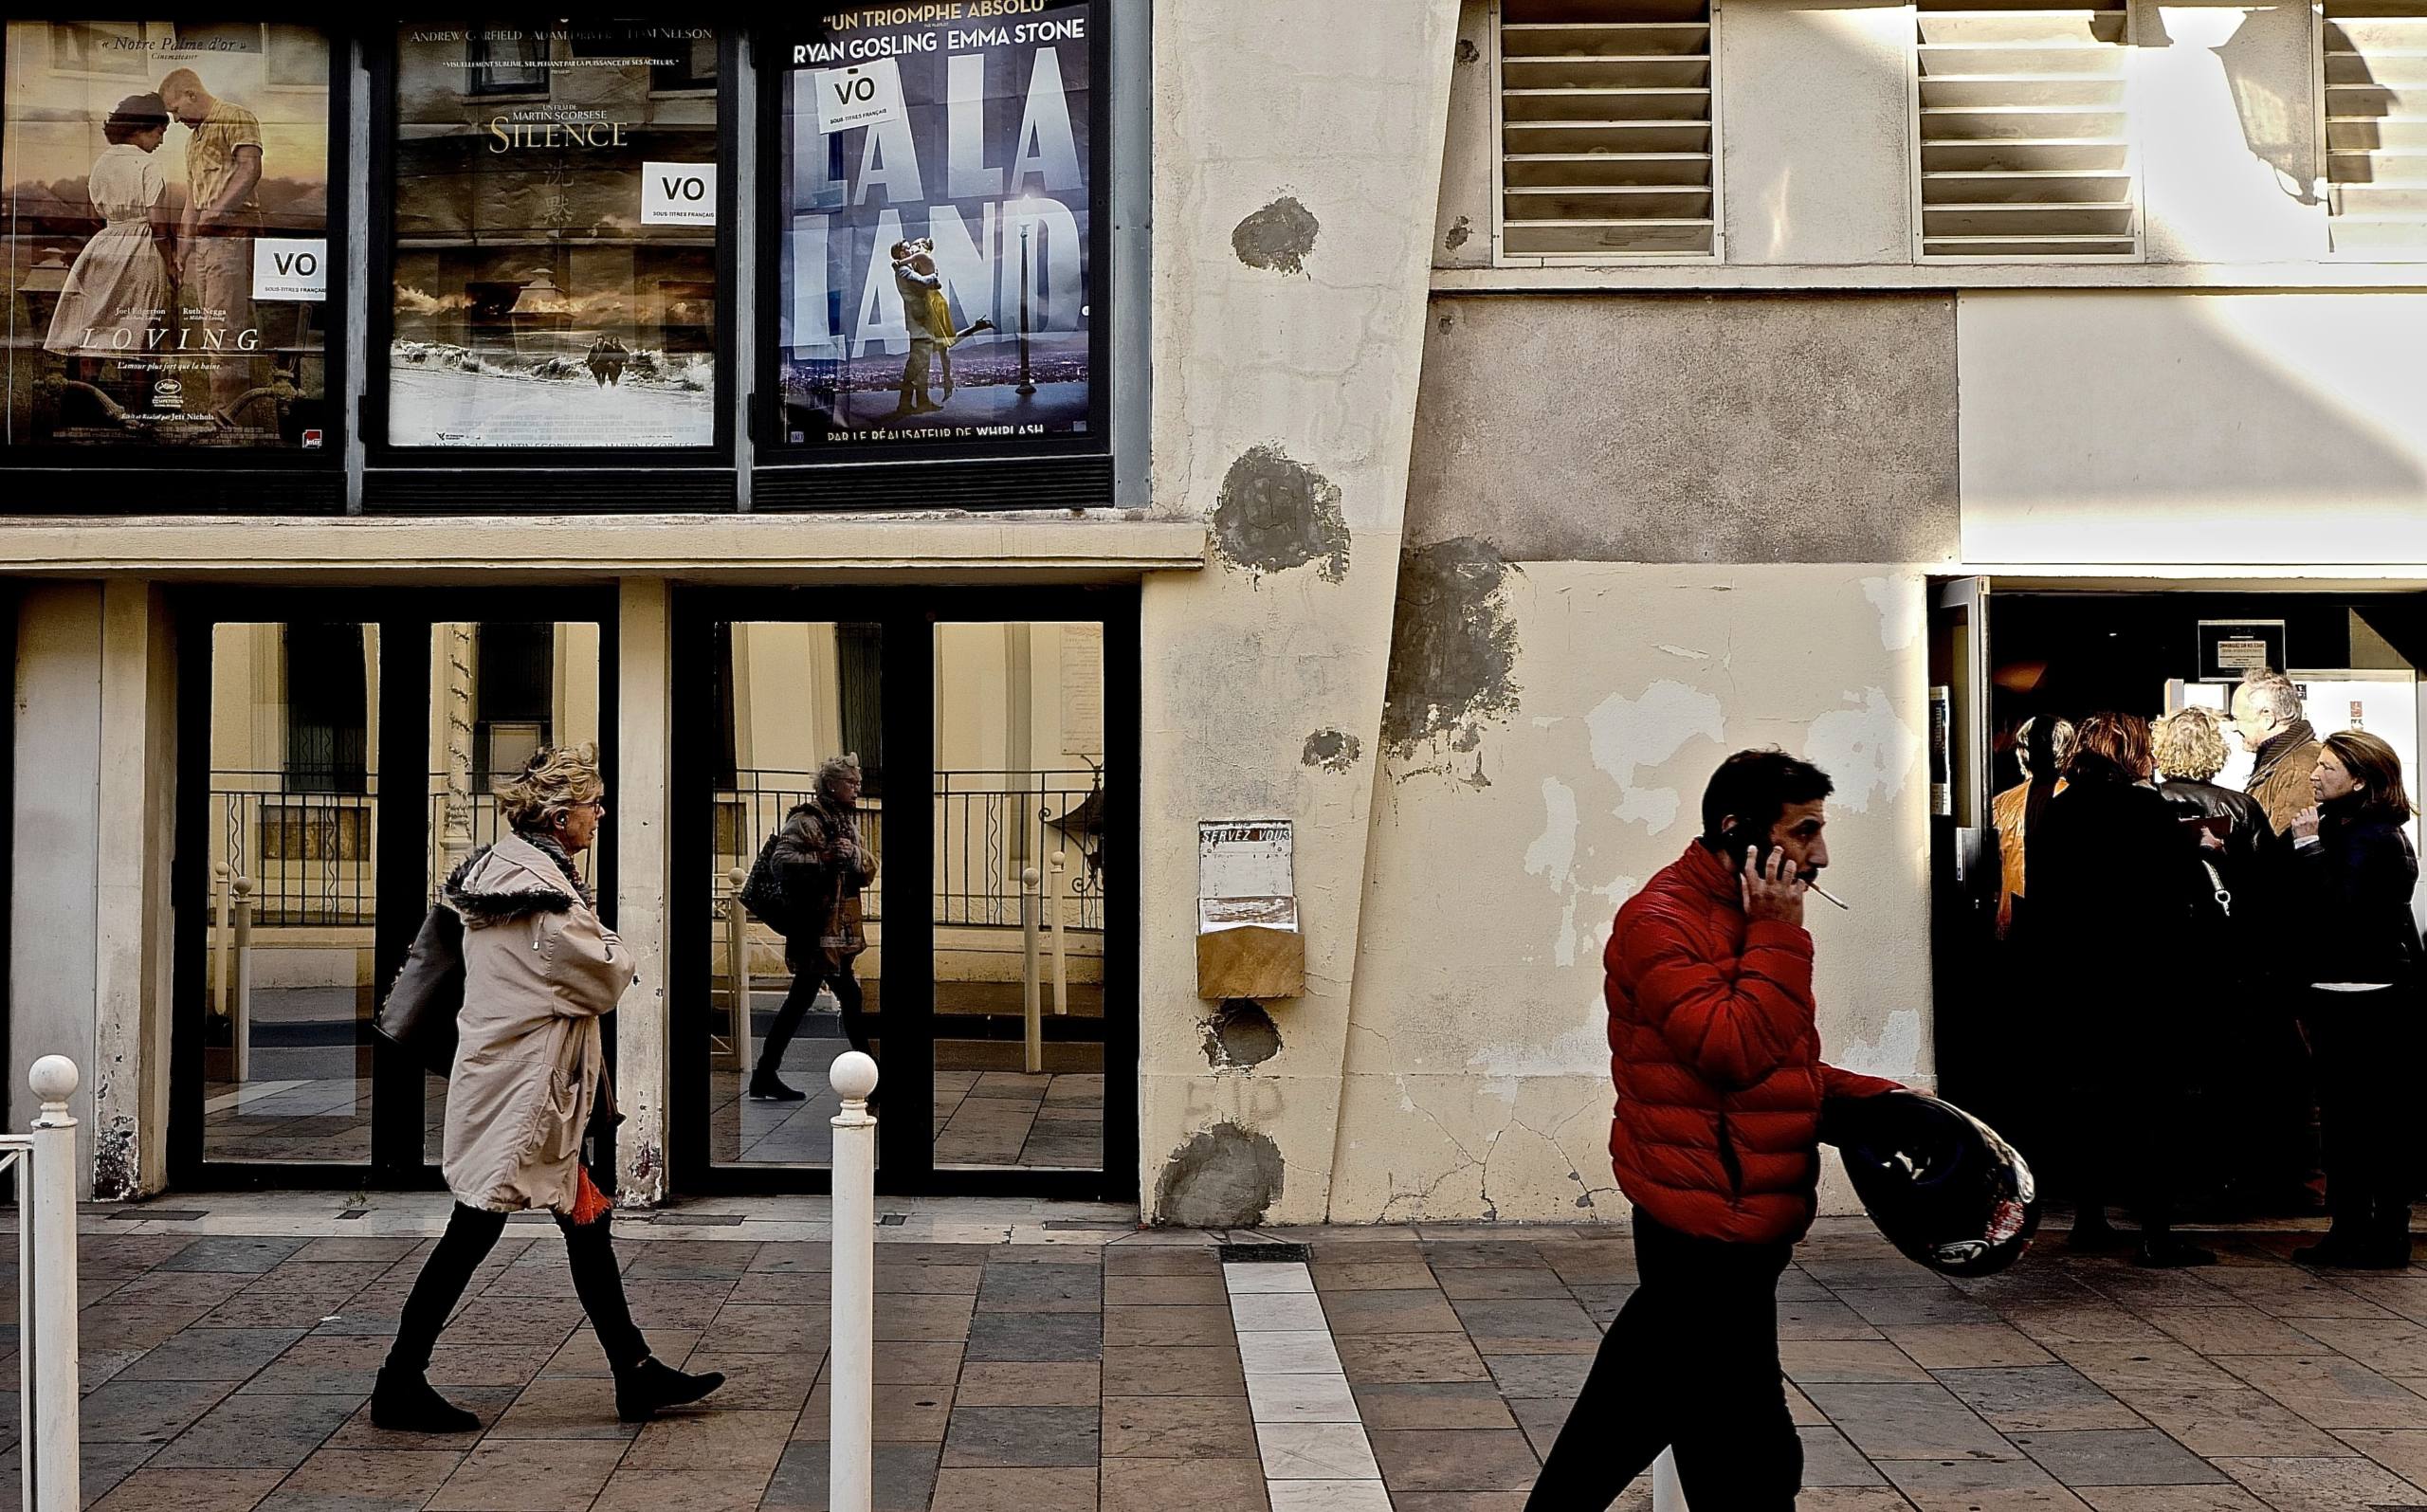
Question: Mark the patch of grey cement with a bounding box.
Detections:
[1202,999,1284,1070]
[1212,445,1350,582]
[1301,728,1362,774]
[1380,536,1523,761]
[1155,1122,1286,1228]
[1232,196,1320,274]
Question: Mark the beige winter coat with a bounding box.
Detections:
[441,833,632,1213]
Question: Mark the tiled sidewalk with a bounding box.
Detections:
[16,1199,2427,1511]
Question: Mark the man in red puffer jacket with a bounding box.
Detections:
[1527,750,1899,1512]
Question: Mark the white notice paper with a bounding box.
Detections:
[642,163,717,226]
[1199,819,1297,934]
[252,238,328,301]
[813,59,905,134]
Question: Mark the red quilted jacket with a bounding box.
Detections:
[1605,842,1897,1245]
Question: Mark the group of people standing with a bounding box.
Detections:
[2002,670,2422,1268]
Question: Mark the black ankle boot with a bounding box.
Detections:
[371,1365,481,1433]
[748,1067,806,1101]
[615,1356,726,1422]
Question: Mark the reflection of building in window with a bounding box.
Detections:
[475,621,554,783]
[839,623,885,795]
[465,31,547,95]
[283,624,369,793]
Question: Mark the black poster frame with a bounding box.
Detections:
[667,583,1139,1201]
[0,17,354,512]
[361,21,740,510]
[748,6,1116,511]
[167,585,619,1192]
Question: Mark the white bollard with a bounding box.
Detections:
[1049,850,1068,1016]
[724,867,753,1071]
[230,877,256,1084]
[26,1056,79,1512]
[829,1051,879,1512]
[1019,866,1043,1074]
[212,862,232,1018]
[1653,1448,1688,1511]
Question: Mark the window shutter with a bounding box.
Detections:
[1914,1,2139,260]
[1498,0,1717,260]
[2326,0,2427,252]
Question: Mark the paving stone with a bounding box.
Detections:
[1481,1354,1593,1398]
[965,1311,1102,1361]
[425,1436,626,1504]
[2051,1342,2242,1394]
[871,1291,976,1343]
[1933,1366,2146,1432]
[1101,1248,1220,1277]
[1100,1344,1244,1395]
[957,1360,1100,1407]
[2213,1351,2427,1430]
[1447,1298,1601,1354]
[2073,1490,2273,1511]
[1317,1290,1463,1337]
[2002,1301,2172,1348]
[1835,1287,2006,1329]
[1794,1493,1920,1511]
[624,1407,795,1471]
[1802,1382,2021,1462]
[324,1386,519,1449]
[1506,1396,1571,1461]
[1104,1303,1234,1346]
[932,1464,1102,1512]
[2008,1430,2229,1486]
[0,1441,162,1508]
[1334,1333,1491,1386]
[979,1265,1102,1311]
[276,1448,464,1503]
[1801,1424,1893,1486]
[1876,1455,2089,1504]
[1100,1394,1256,1457]
[87,1467,286,1512]
[1351,1381,1519,1430]
[1366,1428,1537,1492]
[2139,1307,2323,1357]
[2110,1387,2355,1458]
[1228,1292,1329,1333]
[588,1467,774,1512]
[763,1441,940,1512]
[869,1342,963,1384]
[426,1342,553,1389]
[2212,1454,2427,1512]
[1266,1483,1396,1511]
[150,1392,363,1469]
[1779,1298,1887,1341]
[121,1326,310,1382]
[1258,1421,1383,1480]
[1309,1262,1440,1292]
[237,1335,388,1396]
[746,1243,833,1275]
[156,1238,311,1275]
[693,1303,822,1355]
[483,1375,639,1440]
[801,1379,956,1441]
[1782,1339,1936,1385]
[1884,1324,2058,1372]
[81,1377,238,1445]
[623,1241,757,1281]
[2335,1427,2427,1483]
[1104,1274,1225,1307]
[941,1404,1100,1467]
[1433,1269,1575,1301]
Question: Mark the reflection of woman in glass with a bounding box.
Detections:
[43,95,174,358]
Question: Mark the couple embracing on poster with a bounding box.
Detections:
[887,236,992,418]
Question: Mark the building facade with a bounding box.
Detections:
[3,2,2422,1225]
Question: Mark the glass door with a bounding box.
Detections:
[670,590,1137,1200]
[172,592,613,1189]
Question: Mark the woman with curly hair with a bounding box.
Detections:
[374,745,724,1431]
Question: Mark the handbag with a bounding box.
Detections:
[817,873,867,971]
[739,826,791,933]
[374,903,466,1076]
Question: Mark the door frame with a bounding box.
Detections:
[167,586,620,1191]
[666,584,1141,1202]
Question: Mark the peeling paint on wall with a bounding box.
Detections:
[1522,776,1579,888]
[1584,681,1726,834]
[1202,999,1284,1070]
[1211,445,1351,583]
[1861,576,1924,651]
[1231,195,1321,274]
[91,1111,138,1201]
[1301,728,1362,774]
[1155,1122,1286,1227]
[1833,1007,1925,1082]
[1381,537,1523,766]
[1455,36,1480,63]
[1444,214,1472,250]
[1804,687,1922,813]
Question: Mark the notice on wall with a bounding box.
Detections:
[1199,819,1296,933]
[1060,623,1103,756]
[641,162,717,227]
[2198,620,2287,683]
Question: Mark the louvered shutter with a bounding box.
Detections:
[2326,0,2427,253]
[1498,0,1718,260]
[1914,1,2140,260]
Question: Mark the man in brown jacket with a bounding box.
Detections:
[2231,670,2322,835]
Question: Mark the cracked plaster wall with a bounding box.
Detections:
[1141,0,1461,1222]
[1330,563,1934,1223]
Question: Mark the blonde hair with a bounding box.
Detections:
[493,743,603,833]
[2153,706,2230,783]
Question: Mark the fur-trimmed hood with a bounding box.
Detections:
[443,834,579,928]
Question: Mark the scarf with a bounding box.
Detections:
[516,828,594,910]
[2252,719,2318,784]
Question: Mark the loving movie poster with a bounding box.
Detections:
[388,24,721,449]
[778,1,1093,448]
[1,21,334,451]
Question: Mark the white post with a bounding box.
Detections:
[230,877,256,1084]
[829,1051,878,1512]
[1654,1448,1688,1511]
[26,1056,79,1512]
[1049,850,1068,1016]
[1019,865,1042,1075]
[724,867,753,1072]
[211,862,232,1018]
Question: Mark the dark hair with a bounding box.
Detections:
[102,93,169,146]
[2067,712,2151,783]
[2322,729,2413,825]
[1699,749,1834,849]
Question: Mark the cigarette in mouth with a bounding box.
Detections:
[1806,881,1850,911]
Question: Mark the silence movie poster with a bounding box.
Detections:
[389,24,721,449]
[778,1,1094,448]
[1,21,333,451]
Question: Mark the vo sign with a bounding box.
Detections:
[251,238,329,301]
[642,162,719,227]
[812,57,904,134]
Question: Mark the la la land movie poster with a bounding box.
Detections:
[388,25,720,449]
[780,1,1094,448]
[1,20,333,451]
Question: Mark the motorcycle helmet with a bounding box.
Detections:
[1825,1090,2039,1278]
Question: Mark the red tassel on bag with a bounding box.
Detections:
[568,1168,613,1226]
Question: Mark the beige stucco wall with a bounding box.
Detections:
[1960,292,2427,564]
[1328,562,1934,1221]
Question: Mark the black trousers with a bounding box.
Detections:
[386,1202,649,1376]
[757,957,868,1072]
[1525,1210,1800,1511]
[2307,986,2417,1243]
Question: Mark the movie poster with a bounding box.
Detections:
[777,2,1093,448]
[1,21,333,451]
[388,24,721,448]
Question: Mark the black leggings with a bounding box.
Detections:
[2308,987,2418,1242]
[1525,1211,1799,1511]
[387,1202,649,1375]
[757,960,867,1071]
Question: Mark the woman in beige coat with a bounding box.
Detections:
[374,746,723,1433]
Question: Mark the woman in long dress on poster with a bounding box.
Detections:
[42,94,175,359]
